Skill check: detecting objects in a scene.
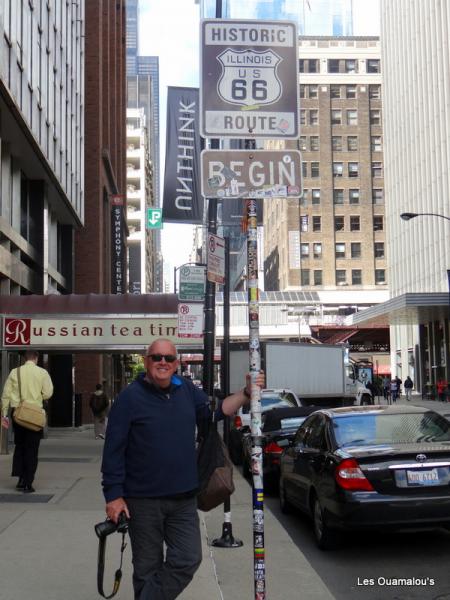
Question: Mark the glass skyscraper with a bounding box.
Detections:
[201,0,353,35]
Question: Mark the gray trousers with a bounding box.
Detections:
[126,496,202,600]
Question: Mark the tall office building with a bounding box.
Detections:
[264,37,387,311]
[351,0,450,390]
[0,1,85,424]
[126,1,162,291]
[202,0,353,35]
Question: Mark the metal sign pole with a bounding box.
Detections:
[246,199,265,599]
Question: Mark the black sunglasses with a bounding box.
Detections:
[146,353,177,363]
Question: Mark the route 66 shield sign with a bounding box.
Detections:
[217,49,282,107]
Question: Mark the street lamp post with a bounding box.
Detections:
[400,210,450,391]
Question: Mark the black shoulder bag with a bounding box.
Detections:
[197,397,235,512]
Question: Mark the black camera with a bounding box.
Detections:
[95,511,129,540]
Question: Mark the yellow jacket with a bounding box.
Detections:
[1,360,54,417]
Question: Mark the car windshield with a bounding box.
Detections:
[279,416,308,430]
[261,396,294,409]
[333,412,450,447]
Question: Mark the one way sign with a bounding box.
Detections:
[147,208,163,229]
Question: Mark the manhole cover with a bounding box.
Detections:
[0,494,53,503]
[40,457,91,463]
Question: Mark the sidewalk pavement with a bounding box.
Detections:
[1,395,447,600]
[0,426,334,600]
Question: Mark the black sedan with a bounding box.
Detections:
[241,406,318,489]
[279,405,450,549]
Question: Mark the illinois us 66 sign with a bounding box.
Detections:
[200,19,299,139]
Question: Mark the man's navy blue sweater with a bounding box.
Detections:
[101,374,221,502]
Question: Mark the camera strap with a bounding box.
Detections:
[97,529,128,599]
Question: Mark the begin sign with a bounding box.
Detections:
[201,150,302,199]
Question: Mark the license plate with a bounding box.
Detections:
[406,468,440,486]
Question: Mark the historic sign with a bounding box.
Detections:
[201,149,302,198]
[200,19,299,139]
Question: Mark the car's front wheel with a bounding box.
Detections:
[312,495,340,550]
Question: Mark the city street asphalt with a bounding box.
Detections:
[0,393,448,600]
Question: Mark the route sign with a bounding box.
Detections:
[201,149,302,199]
[200,19,299,139]
[179,265,206,301]
[147,208,163,229]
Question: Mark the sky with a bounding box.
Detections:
[139,0,381,288]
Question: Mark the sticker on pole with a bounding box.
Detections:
[177,303,204,338]
[207,233,225,284]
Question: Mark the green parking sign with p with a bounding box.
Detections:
[147,208,163,229]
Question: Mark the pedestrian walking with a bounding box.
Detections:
[89,383,109,439]
[395,376,403,400]
[437,379,448,402]
[382,376,390,403]
[404,376,413,401]
[101,338,265,600]
[1,351,53,493]
[390,379,398,403]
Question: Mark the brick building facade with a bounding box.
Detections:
[74,0,127,414]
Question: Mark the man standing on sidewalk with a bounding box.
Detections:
[101,338,264,600]
[1,351,53,493]
[404,376,413,401]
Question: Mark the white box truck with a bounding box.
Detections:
[229,341,372,407]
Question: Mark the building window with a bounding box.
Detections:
[347,110,358,126]
[373,215,384,231]
[375,269,386,284]
[345,59,358,73]
[335,243,346,258]
[346,85,357,99]
[367,59,381,73]
[312,216,321,232]
[347,136,358,151]
[302,162,308,177]
[351,242,361,258]
[374,242,385,258]
[312,189,321,205]
[310,136,319,151]
[332,136,342,151]
[314,270,323,285]
[369,85,381,99]
[313,242,322,258]
[333,162,343,177]
[370,110,381,125]
[301,215,309,232]
[372,162,383,178]
[331,109,342,125]
[371,136,382,152]
[299,194,307,206]
[372,189,384,204]
[348,163,359,178]
[336,270,347,285]
[309,110,319,125]
[299,136,307,151]
[328,59,340,73]
[335,216,345,231]
[301,243,309,257]
[300,109,306,125]
[311,162,320,177]
[352,269,362,285]
[334,189,344,204]
[330,85,341,98]
[349,189,360,204]
[309,85,318,98]
[301,269,310,285]
[350,216,360,231]
[300,84,306,98]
